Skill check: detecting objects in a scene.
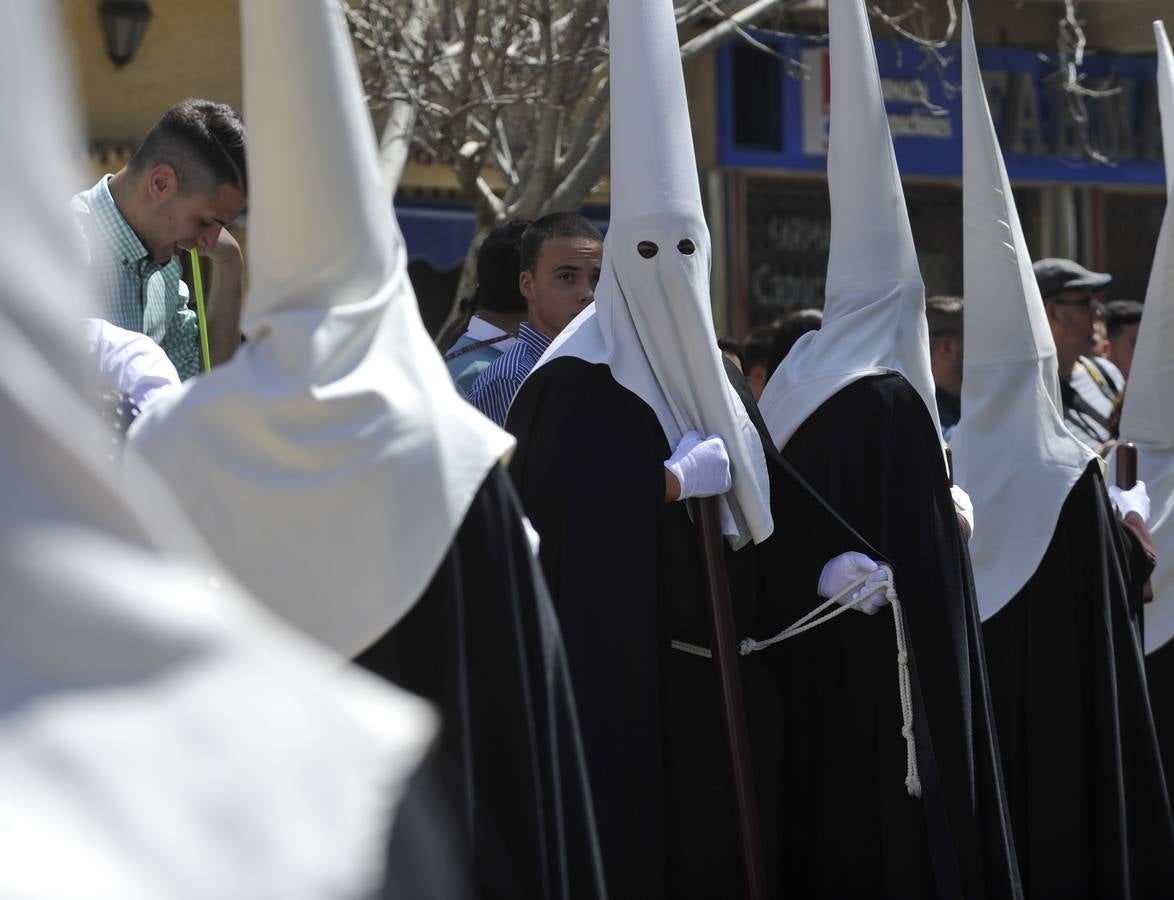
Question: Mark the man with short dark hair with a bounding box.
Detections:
[72,99,247,379]
[1103,299,1145,379]
[467,212,602,426]
[766,308,822,380]
[444,219,530,396]
[926,296,964,438]
[741,320,779,400]
[1033,257,1121,447]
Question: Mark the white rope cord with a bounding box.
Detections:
[671,566,922,798]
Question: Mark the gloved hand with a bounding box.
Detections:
[951,484,975,542]
[1110,481,1150,523]
[818,551,890,615]
[664,430,732,501]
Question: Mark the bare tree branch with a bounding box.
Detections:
[344,0,1122,338]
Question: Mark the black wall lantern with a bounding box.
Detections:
[100,0,152,69]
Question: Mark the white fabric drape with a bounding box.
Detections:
[130,0,513,657]
[531,0,773,548]
[0,4,436,897]
[759,0,943,457]
[949,1,1099,622]
[1118,20,1174,653]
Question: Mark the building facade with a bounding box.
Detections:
[59,0,1169,338]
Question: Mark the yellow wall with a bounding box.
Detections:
[59,0,241,185]
[56,0,1164,200]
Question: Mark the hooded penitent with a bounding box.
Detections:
[0,3,436,897]
[130,0,513,657]
[949,2,1099,622]
[758,0,942,454]
[1120,20,1174,655]
[530,0,773,549]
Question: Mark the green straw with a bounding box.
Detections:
[189,247,211,373]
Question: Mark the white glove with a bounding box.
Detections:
[818,551,890,615]
[951,484,975,542]
[1110,481,1150,523]
[665,430,732,501]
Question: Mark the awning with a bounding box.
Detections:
[393,200,612,271]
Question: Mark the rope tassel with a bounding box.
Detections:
[670,566,922,798]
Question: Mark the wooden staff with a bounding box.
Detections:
[1115,441,1155,606]
[1117,441,1138,490]
[691,495,768,900]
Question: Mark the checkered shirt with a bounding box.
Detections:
[71,176,201,380]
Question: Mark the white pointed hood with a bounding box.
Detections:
[130,0,513,657]
[0,4,435,897]
[1119,19,1174,653]
[532,0,772,548]
[759,0,942,452]
[949,1,1099,622]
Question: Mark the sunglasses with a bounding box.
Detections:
[1046,294,1098,310]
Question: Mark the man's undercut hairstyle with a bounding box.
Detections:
[519,212,603,273]
[925,295,964,345]
[129,99,247,199]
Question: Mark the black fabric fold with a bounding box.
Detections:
[356,465,605,900]
[776,373,1022,900]
[507,357,899,898]
[984,462,1174,898]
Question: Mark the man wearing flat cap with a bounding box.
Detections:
[1034,257,1121,449]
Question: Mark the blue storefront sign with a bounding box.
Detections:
[717,32,1166,186]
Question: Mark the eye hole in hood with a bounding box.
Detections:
[636,241,659,259]
[676,239,695,256]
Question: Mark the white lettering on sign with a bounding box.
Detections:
[887,110,953,139]
[880,77,931,105]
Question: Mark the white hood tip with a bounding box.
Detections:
[534,0,775,548]
[1124,19,1174,652]
[129,0,513,658]
[950,0,1098,623]
[607,0,704,227]
[1119,20,1174,450]
[760,0,942,454]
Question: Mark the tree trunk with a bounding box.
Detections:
[378,101,416,198]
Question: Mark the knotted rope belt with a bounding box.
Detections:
[671,567,921,799]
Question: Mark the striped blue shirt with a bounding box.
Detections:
[467,322,551,427]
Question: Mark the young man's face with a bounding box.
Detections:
[143,164,246,263]
[521,236,603,339]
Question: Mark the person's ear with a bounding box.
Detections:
[749,364,768,392]
[519,270,536,305]
[146,164,178,203]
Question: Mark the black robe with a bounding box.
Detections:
[356,465,606,900]
[1149,641,1174,816]
[777,373,1022,900]
[982,463,1174,898]
[506,356,885,899]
